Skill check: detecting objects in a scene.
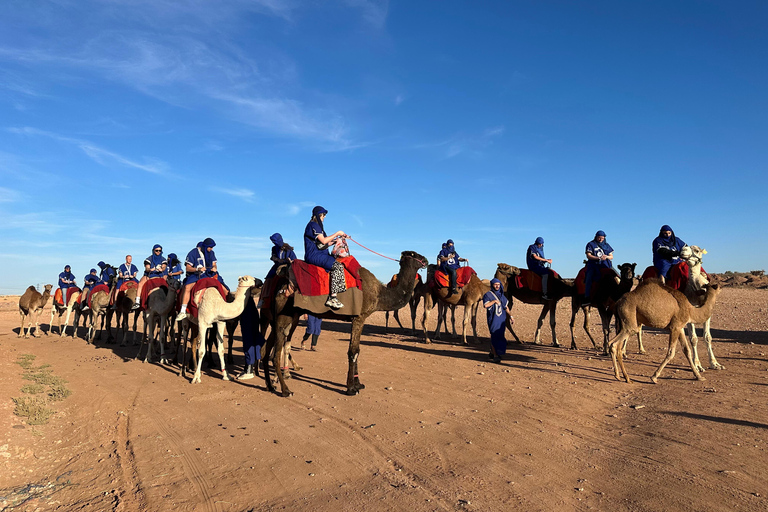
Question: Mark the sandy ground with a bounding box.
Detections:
[1,286,767,512]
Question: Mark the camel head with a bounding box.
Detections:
[43,284,53,293]
[400,251,428,269]
[166,276,182,291]
[237,275,257,289]
[680,245,707,265]
[617,263,636,280]
[495,263,521,276]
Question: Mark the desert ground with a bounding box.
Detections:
[1,283,766,511]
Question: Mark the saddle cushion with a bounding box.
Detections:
[514,269,560,293]
[432,266,475,289]
[188,277,229,319]
[54,287,81,307]
[642,263,708,291]
[574,267,617,296]
[88,284,109,309]
[291,257,362,297]
[140,277,168,310]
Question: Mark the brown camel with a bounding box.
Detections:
[137,277,182,364]
[569,262,636,352]
[86,274,118,344]
[18,284,52,338]
[47,287,83,337]
[421,265,490,344]
[494,263,576,347]
[112,284,142,347]
[606,279,721,384]
[265,250,427,397]
[384,273,424,334]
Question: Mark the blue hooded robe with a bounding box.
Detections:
[97,261,116,286]
[483,278,509,357]
[239,295,264,366]
[306,314,323,335]
[144,244,167,278]
[584,231,614,299]
[185,238,217,284]
[652,225,686,278]
[118,262,139,288]
[83,270,100,290]
[58,267,76,290]
[526,238,548,275]
[438,240,460,273]
[266,233,297,279]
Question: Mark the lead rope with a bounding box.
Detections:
[346,237,401,262]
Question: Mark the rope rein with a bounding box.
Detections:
[346,237,401,262]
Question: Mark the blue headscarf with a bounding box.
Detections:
[535,237,544,245]
[90,268,97,274]
[658,225,676,245]
[64,265,71,271]
[97,261,106,269]
[490,278,504,300]
[312,206,328,232]
[595,230,606,238]
[153,243,163,254]
[270,233,284,247]
[202,238,216,249]
[447,239,454,245]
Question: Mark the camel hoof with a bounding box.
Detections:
[711,364,725,370]
[346,388,359,396]
[356,383,366,390]
[695,375,706,381]
[650,376,658,384]
[280,390,293,397]
[552,342,561,348]
[569,344,577,350]
[294,366,303,371]
[638,349,647,355]
[222,374,230,381]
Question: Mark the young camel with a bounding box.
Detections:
[494,263,576,346]
[266,251,427,397]
[18,284,52,338]
[188,276,257,384]
[421,265,490,344]
[47,287,82,337]
[137,277,182,364]
[569,262,636,353]
[607,279,721,384]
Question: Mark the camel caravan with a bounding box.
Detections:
[16,215,725,394]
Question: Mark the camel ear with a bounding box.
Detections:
[701,249,707,255]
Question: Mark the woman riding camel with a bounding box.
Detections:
[652,224,686,281]
[57,265,77,307]
[266,233,296,279]
[176,238,217,320]
[583,230,614,306]
[304,206,348,310]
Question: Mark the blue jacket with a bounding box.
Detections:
[304,220,335,270]
[58,271,76,289]
[438,246,460,272]
[526,244,546,272]
[586,240,614,269]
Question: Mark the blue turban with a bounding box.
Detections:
[595,230,606,238]
[270,233,284,247]
[202,238,216,248]
[97,261,106,269]
[447,239,454,245]
[535,237,544,245]
[661,225,673,233]
[490,277,504,299]
[312,206,328,218]
[152,243,163,254]
[90,268,97,273]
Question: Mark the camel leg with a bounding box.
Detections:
[410,295,420,336]
[549,302,560,347]
[678,330,705,381]
[636,326,646,354]
[19,311,27,338]
[132,311,141,345]
[144,313,156,364]
[568,303,579,350]
[583,307,599,350]
[449,305,457,339]
[702,317,724,370]
[346,317,366,395]
[47,309,55,335]
[650,329,683,383]
[461,305,470,345]
[393,309,404,330]
[215,321,229,381]
[687,322,704,373]
[471,302,479,344]
[262,330,277,393]
[191,325,208,384]
[180,322,190,378]
[271,315,294,396]
[533,305,548,344]
[434,301,444,341]
[137,313,149,361]
[159,314,169,365]
[32,310,42,338]
[422,295,433,344]
[62,308,73,338]
[600,308,613,355]
[607,329,633,383]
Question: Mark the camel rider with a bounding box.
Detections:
[304,206,348,310]
[266,233,296,279]
[165,253,184,282]
[111,255,139,308]
[97,261,117,287]
[653,225,686,282]
[436,243,446,265]
[438,239,467,296]
[81,268,100,311]
[526,237,553,300]
[132,245,167,310]
[57,265,77,306]
[177,238,218,320]
[583,230,614,306]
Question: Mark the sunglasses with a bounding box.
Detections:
[154,249,162,253]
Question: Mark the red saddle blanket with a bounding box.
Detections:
[292,257,362,297]
[432,266,475,289]
[514,269,560,293]
[574,267,617,296]
[114,281,138,305]
[388,273,422,289]
[88,284,109,309]
[54,287,81,307]
[140,278,168,310]
[188,277,229,319]
[642,263,708,291]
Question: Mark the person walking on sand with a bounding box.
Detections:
[483,278,513,363]
[301,314,322,350]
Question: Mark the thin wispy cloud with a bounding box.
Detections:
[285,201,316,216]
[345,0,389,29]
[8,127,168,174]
[212,186,256,202]
[414,125,505,159]
[0,187,23,203]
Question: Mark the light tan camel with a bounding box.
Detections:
[137,277,182,364]
[680,246,723,372]
[422,265,490,344]
[606,279,721,384]
[47,287,83,337]
[18,284,52,338]
[86,277,117,344]
[188,276,257,384]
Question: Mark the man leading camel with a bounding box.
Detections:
[132,245,167,310]
[176,238,218,321]
[526,237,553,300]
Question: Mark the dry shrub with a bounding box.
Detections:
[47,384,72,402]
[16,354,37,369]
[21,383,45,394]
[12,396,54,425]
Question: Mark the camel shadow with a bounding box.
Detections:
[658,410,768,430]
[709,328,768,346]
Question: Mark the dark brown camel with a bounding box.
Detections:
[137,277,182,364]
[264,250,427,397]
[569,262,636,353]
[494,263,576,347]
[113,284,141,346]
[384,273,424,334]
[18,284,52,338]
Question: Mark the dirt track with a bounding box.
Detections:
[1,287,767,511]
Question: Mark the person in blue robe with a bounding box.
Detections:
[57,265,77,306]
[177,238,217,320]
[81,269,100,311]
[266,233,297,279]
[652,225,686,281]
[583,230,614,305]
[165,253,184,282]
[437,239,467,296]
[133,245,167,309]
[97,261,117,286]
[526,237,553,299]
[483,278,512,363]
[237,294,265,380]
[112,255,139,308]
[303,206,348,310]
[301,314,323,350]
[436,243,446,265]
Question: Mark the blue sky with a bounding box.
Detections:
[1,1,766,294]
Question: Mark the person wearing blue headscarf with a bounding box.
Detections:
[652,225,686,280]
[165,253,184,282]
[483,278,512,363]
[266,233,297,279]
[237,292,265,380]
[97,261,117,286]
[301,314,323,350]
[132,245,168,309]
[177,238,218,320]
[436,243,446,265]
[57,265,77,306]
[304,206,348,310]
[526,237,553,299]
[583,230,614,305]
[81,268,100,311]
[438,239,467,296]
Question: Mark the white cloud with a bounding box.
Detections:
[285,201,316,216]
[0,187,23,202]
[212,186,256,202]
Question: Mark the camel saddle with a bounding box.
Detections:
[291,257,362,296]
[140,277,168,310]
[574,267,619,296]
[431,266,475,289]
[513,269,560,293]
[187,277,228,319]
[54,287,81,307]
[641,262,708,291]
[115,281,138,305]
[286,260,363,317]
[88,284,110,309]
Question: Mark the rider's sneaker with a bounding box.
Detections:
[130,302,140,310]
[176,311,187,321]
[325,297,344,310]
